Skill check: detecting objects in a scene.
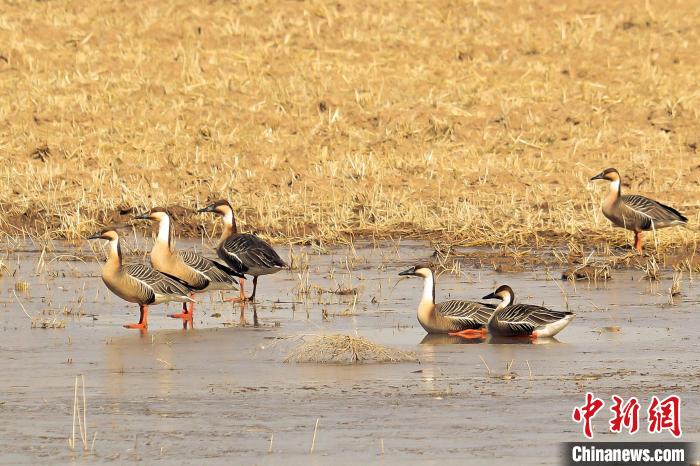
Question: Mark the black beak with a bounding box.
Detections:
[133,213,151,220]
[590,172,605,181]
[398,266,416,276]
[482,292,498,300]
[87,232,102,240]
[197,204,215,213]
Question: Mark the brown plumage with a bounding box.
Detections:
[198,200,286,302]
[88,228,193,330]
[483,285,574,338]
[134,209,242,327]
[591,168,688,252]
[398,264,495,336]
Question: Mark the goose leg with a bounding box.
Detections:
[634,232,643,253]
[224,278,247,303]
[168,294,195,329]
[250,276,258,301]
[124,304,148,330]
[448,328,487,339]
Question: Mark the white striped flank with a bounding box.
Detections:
[535,313,575,338]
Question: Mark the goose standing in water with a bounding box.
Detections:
[482,285,574,338]
[591,168,688,252]
[197,200,287,302]
[134,208,243,327]
[398,264,495,337]
[88,228,193,330]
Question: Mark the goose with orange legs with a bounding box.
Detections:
[134,208,243,328]
[197,200,287,303]
[591,168,688,253]
[399,264,495,338]
[88,228,193,331]
[482,285,574,339]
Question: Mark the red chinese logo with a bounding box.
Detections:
[572,392,605,439]
[609,395,640,434]
[647,395,682,438]
[572,393,682,439]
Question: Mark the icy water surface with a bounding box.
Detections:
[0,240,698,465]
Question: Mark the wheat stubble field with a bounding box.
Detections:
[0,0,699,250]
[3,2,700,464]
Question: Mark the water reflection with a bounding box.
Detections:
[419,334,561,345]
[420,334,485,345]
[488,336,561,345]
[104,329,185,399]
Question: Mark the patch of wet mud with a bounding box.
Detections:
[0,240,698,465]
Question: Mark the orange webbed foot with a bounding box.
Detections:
[448,328,487,339]
[223,297,247,303]
[123,322,147,330]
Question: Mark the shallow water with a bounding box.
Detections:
[0,239,698,465]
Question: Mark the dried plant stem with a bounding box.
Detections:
[68,375,94,453]
[479,355,492,375]
[309,418,319,454]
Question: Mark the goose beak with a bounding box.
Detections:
[590,172,605,181]
[398,266,416,276]
[197,204,215,213]
[87,232,102,240]
[133,213,151,220]
[482,292,498,300]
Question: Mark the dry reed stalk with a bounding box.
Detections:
[479,355,492,376]
[68,375,95,453]
[309,418,319,454]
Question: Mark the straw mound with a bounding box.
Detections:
[284,335,418,364]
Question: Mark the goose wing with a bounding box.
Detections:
[178,250,240,286]
[436,300,495,326]
[220,234,287,273]
[124,264,192,299]
[496,304,571,335]
[622,194,687,228]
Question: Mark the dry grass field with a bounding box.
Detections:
[1,0,699,252]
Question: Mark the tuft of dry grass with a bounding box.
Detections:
[668,269,682,303]
[0,0,698,252]
[641,255,660,281]
[284,334,418,364]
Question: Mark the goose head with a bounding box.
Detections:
[197,199,233,217]
[590,168,621,192]
[398,263,434,279]
[134,207,170,222]
[483,284,514,306]
[87,228,119,242]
